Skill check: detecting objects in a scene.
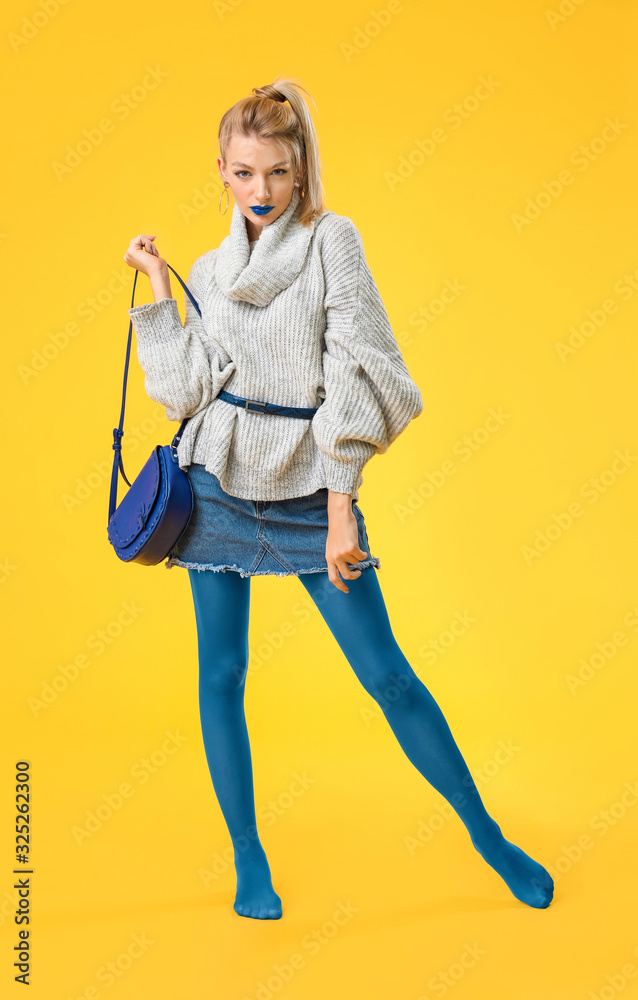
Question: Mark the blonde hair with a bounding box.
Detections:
[218,75,326,228]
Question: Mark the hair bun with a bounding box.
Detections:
[254,85,286,103]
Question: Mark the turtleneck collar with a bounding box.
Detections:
[214,187,320,307]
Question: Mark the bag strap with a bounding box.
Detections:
[109,263,202,522]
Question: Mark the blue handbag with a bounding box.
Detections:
[107,265,197,565]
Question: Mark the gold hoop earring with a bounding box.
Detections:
[219,183,230,215]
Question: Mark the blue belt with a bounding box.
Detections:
[218,389,319,420]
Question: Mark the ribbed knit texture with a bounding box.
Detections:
[128,187,424,501]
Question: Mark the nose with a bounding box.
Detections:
[253,180,270,201]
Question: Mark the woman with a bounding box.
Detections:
[123,76,554,920]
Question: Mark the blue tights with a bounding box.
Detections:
[188,565,553,919]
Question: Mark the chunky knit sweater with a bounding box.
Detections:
[127,187,423,502]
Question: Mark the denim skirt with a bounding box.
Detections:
[164,463,381,578]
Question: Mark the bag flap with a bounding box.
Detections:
[107,448,162,547]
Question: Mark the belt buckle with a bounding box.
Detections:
[245,398,268,413]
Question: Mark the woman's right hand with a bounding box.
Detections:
[123,234,167,277]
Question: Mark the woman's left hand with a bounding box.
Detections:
[325,494,367,593]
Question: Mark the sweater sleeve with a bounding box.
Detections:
[311,215,424,497]
[127,253,236,423]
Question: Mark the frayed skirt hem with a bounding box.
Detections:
[164,557,382,578]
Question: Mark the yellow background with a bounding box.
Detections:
[3,0,637,996]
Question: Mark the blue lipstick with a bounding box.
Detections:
[251,205,274,215]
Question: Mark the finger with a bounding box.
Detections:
[340,544,367,573]
[327,562,348,593]
[337,559,362,582]
[132,234,157,250]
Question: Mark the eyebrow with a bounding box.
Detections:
[231,160,290,168]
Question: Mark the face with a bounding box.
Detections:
[218,134,303,239]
